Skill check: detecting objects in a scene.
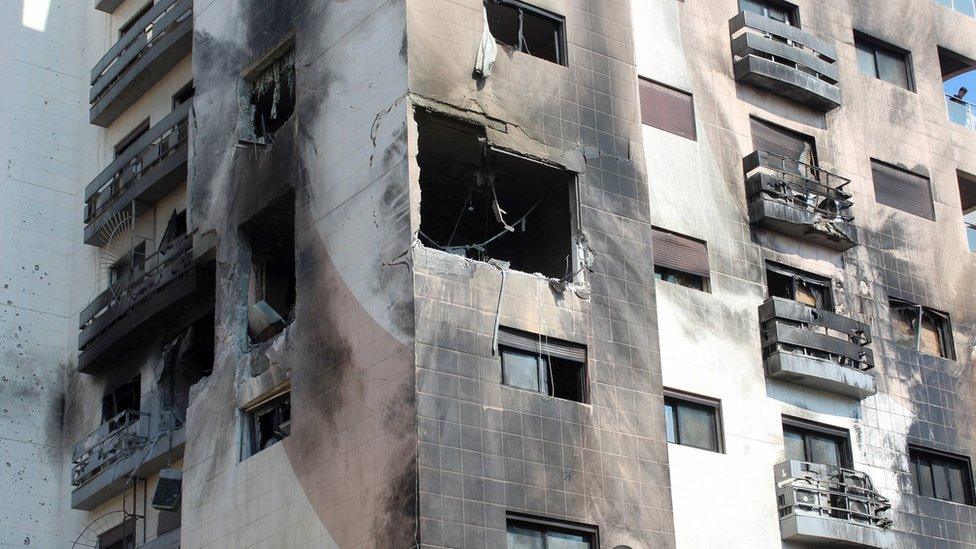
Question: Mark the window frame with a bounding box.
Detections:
[243,390,291,459]
[651,227,710,292]
[506,512,599,548]
[114,118,150,159]
[172,80,195,109]
[782,416,853,468]
[888,298,955,360]
[498,327,588,403]
[663,389,724,453]
[739,0,800,27]
[909,445,976,506]
[765,261,833,311]
[854,31,916,91]
[485,0,567,66]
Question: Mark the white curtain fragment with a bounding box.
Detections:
[475,9,497,78]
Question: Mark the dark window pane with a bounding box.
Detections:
[915,457,935,498]
[521,9,560,64]
[808,434,842,467]
[784,430,806,462]
[507,525,544,549]
[856,42,877,77]
[502,349,541,392]
[549,356,584,401]
[547,531,591,549]
[665,402,676,444]
[677,403,718,451]
[486,2,520,48]
[933,461,952,501]
[947,461,973,504]
[877,48,910,89]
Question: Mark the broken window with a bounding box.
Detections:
[114,118,150,159]
[765,262,832,310]
[740,0,798,26]
[910,446,975,505]
[889,298,954,359]
[855,31,914,91]
[245,391,291,458]
[159,210,187,250]
[871,159,935,220]
[101,376,140,430]
[485,0,565,65]
[664,390,722,452]
[172,80,194,109]
[243,192,296,343]
[242,45,295,144]
[638,79,697,140]
[958,171,976,252]
[783,417,851,468]
[506,513,597,548]
[652,228,709,292]
[417,111,577,280]
[498,327,586,402]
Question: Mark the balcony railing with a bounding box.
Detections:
[84,102,190,245]
[729,11,841,111]
[759,297,876,398]
[744,150,857,251]
[89,0,192,126]
[775,460,891,547]
[71,410,149,487]
[946,94,976,130]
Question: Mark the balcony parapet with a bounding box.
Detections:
[729,11,841,111]
[775,460,891,547]
[744,150,857,251]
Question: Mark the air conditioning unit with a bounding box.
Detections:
[152,468,182,512]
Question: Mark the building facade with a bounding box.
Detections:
[0,0,974,548]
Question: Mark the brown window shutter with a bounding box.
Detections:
[638,78,696,140]
[871,160,935,220]
[652,228,710,278]
[497,327,586,363]
[749,118,816,166]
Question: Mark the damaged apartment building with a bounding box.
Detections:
[1,0,975,548]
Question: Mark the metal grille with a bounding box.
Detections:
[871,160,935,220]
[638,78,696,140]
[652,228,709,278]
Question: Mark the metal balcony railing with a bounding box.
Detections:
[759,297,874,372]
[71,410,149,487]
[775,460,892,531]
[85,102,190,228]
[745,150,854,222]
[90,0,192,108]
[946,94,976,130]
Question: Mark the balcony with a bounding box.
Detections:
[775,460,891,547]
[71,408,185,510]
[95,0,125,13]
[85,102,190,246]
[77,233,213,373]
[759,297,876,399]
[744,150,857,251]
[728,11,840,111]
[90,0,192,127]
[946,94,976,130]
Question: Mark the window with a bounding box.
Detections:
[939,47,976,130]
[485,0,566,65]
[102,376,140,429]
[638,79,696,140]
[766,262,832,310]
[506,513,597,548]
[243,192,296,343]
[910,446,975,505]
[750,117,817,174]
[870,159,934,220]
[664,390,722,452]
[417,111,578,280]
[114,119,150,159]
[783,417,852,468]
[889,298,955,359]
[118,2,152,37]
[245,391,291,458]
[958,171,976,251]
[172,80,194,109]
[855,32,914,91]
[498,327,587,402]
[652,228,709,291]
[97,518,136,549]
[242,45,295,144]
[740,0,798,26]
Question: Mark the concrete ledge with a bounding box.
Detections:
[781,514,890,547]
[765,351,876,399]
[733,55,841,112]
[748,188,857,251]
[139,527,180,549]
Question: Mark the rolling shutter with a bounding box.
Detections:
[871,160,935,220]
[638,78,697,140]
[750,117,816,167]
[497,327,586,362]
[652,228,710,278]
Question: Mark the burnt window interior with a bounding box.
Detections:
[243,192,296,343]
[245,46,295,143]
[246,392,291,458]
[158,314,214,429]
[172,80,194,109]
[910,446,975,505]
[783,418,852,468]
[664,391,722,452]
[485,0,565,65]
[417,112,576,279]
[498,327,586,402]
[766,262,832,310]
[159,209,187,250]
[889,298,954,359]
[101,376,140,428]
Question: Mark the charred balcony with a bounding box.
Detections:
[77,233,214,374]
[775,460,891,547]
[729,11,841,111]
[745,150,857,251]
[85,102,190,246]
[89,0,192,127]
[759,297,876,399]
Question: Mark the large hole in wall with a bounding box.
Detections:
[416,110,576,279]
[241,44,295,144]
[242,191,296,343]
